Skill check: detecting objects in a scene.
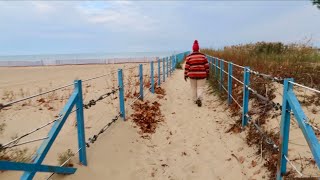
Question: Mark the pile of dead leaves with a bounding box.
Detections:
[226,118,242,134]
[155,87,166,99]
[155,87,166,95]
[131,100,164,137]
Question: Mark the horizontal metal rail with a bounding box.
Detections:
[222,69,228,75]
[218,81,228,94]
[230,75,244,85]
[231,62,245,69]
[289,81,320,94]
[230,94,242,109]
[218,82,242,109]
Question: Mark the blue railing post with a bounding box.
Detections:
[118,69,125,120]
[172,55,175,71]
[21,83,79,179]
[74,80,87,166]
[212,57,215,77]
[173,55,176,71]
[151,61,155,93]
[277,78,293,180]
[242,67,250,127]
[227,62,233,105]
[163,58,165,82]
[158,59,161,86]
[212,57,215,76]
[207,56,210,74]
[169,57,172,76]
[220,60,224,91]
[215,58,219,78]
[170,56,173,73]
[139,64,143,100]
[166,57,169,77]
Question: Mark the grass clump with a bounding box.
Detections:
[0,148,33,163]
[0,123,6,135]
[57,149,75,167]
[175,61,183,69]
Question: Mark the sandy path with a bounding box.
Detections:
[51,69,266,180]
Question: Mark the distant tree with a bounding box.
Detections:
[312,0,320,9]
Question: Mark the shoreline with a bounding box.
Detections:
[0,57,158,67]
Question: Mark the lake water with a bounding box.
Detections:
[0,51,185,67]
[0,51,176,62]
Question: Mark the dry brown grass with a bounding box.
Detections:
[204,41,320,178]
[0,148,33,163]
[0,123,6,135]
[57,149,75,167]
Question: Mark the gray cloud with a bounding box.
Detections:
[0,1,319,55]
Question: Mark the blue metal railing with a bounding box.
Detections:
[206,54,320,179]
[0,52,188,179]
[0,80,97,179]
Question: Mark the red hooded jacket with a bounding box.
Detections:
[184,52,209,79]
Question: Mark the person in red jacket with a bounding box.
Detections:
[184,40,209,107]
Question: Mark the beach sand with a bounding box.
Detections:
[0,63,319,179]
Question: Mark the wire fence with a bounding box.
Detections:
[0,52,186,180]
[206,54,320,179]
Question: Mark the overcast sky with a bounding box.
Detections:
[0,1,319,55]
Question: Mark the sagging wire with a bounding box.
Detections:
[245,114,279,151]
[0,83,74,110]
[47,111,121,180]
[1,137,49,150]
[128,86,153,107]
[246,113,312,178]
[304,118,320,134]
[246,85,282,111]
[247,85,320,133]
[0,109,78,151]
[85,112,121,147]
[83,88,119,110]
[46,147,83,180]
[1,87,120,150]
[284,154,304,177]
[249,69,284,84]
[0,66,137,110]
[209,55,317,178]
[83,71,117,83]
[83,66,138,83]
